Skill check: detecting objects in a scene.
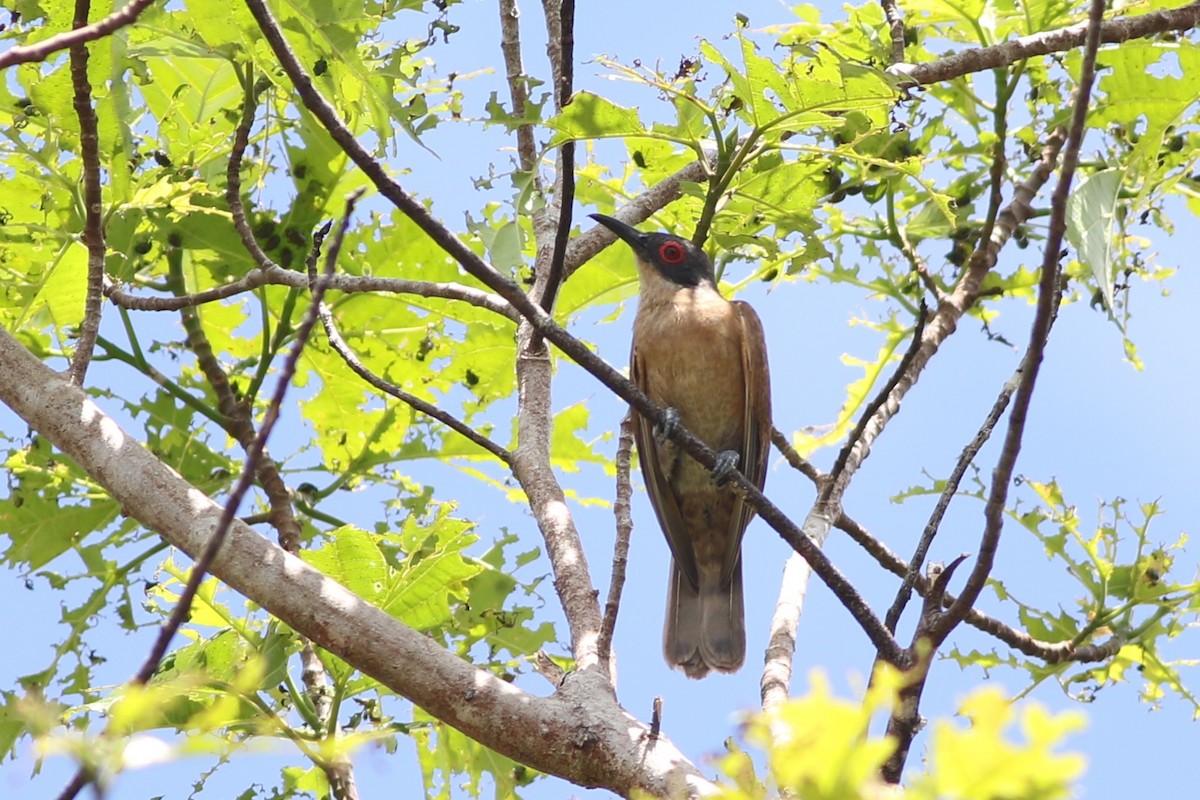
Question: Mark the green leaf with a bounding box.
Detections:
[546,91,646,145]
[1065,168,1123,321]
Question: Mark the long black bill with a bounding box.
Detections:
[590,213,650,256]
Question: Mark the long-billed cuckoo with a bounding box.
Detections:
[591,214,772,679]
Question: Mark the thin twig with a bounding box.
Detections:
[66,0,104,386]
[312,257,513,465]
[166,245,302,551]
[0,0,157,69]
[770,426,825,485]
[226,62,277,273]
[130,190,357,687]
[53,192,363,800]
[219,117,359,794]
[106,268,519,321]
[598,414,635,668]
[835,512,1120,663]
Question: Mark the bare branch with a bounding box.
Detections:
[878,10,1107,768]
[300,642,360,800]
[0,0,157,69]
[881,556,968,782]
[66,1,105,387]
[770,425,825,485]
[166,250,302,552]
[761,548,816,710]
[225,63,278,274]
[498,0,539,177]
[598,413,635,671]
[880,0,906,65]
[133,190,357,686]
[53,192,361,800]
[895,1,1200,86]
[537,0,576,317]
[836,513,1122,664]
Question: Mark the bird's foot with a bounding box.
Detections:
[712,450,741,486]
[654,407,681,443]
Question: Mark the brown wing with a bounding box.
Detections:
[719,300,772,587]
[631,342,701,590]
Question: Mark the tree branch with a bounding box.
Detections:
[936,0,1106,642]
[879,0,906,65]
[0,327,718,799]
[835,513,1121,663]
[882,350,1023,634]
[761,548,817,710]
[498,0,539,177]
[0,0,157,69]
[598,413,635,673]
[894,1,1200,87]
[106,268,519,321]
[537,0,576,317]
[66,0,105,386]
[52,191,360,800]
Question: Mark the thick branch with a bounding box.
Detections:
[0,328,717,800]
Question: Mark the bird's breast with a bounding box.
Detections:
[633,288,747,455]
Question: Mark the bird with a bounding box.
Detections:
[590,213,771,679]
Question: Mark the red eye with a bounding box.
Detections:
[658,241,687,265]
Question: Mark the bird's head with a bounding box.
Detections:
[590,213,715,288]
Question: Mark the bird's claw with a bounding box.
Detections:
[654,407,681,443]
[712,450,740,485]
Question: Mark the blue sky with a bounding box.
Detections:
[3,0,1198,798]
